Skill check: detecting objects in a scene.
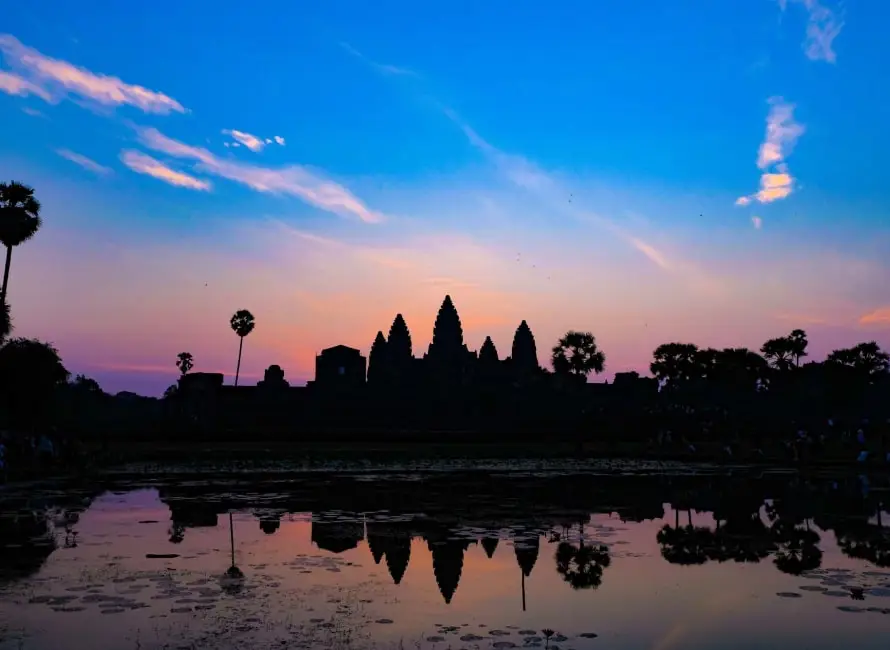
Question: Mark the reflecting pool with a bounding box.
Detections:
[1,461,889,649]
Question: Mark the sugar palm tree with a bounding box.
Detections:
[175,351,194,376]
[0,181,42,304]
[0,299,11,344]
[229,309,255,386]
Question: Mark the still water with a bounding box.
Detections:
[1,460,889,649]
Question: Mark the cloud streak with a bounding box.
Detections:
[135,127,384,223]
[779,0,844,63]
[0,33,186,114]
[736,98,803,208]
[339,41,418,77]
[56,149,112,176]
[120,150,211,191]
[0,69,52,101]
[860,308,890,327]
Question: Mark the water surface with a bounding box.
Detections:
[1,462,889,649]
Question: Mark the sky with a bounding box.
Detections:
[1,0,889,396]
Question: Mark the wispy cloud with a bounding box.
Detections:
[339,41,418,77]
[441,108,712,284]
[0,33,186,114]
[56,149,112,176]
[859,307,890,327]
[21,106,46,118]
[135,127,384,223]
[779,0,844,63]
[736,98,804,207]
[120,150,211,191]
[222,129,286,152]
[752,215,763,229]
[0,69,52,100]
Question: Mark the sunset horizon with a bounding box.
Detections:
[2,0,888,397]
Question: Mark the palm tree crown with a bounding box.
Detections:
[0,181,42,303]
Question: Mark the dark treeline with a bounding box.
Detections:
[2,470,888,600]
[2,181,890,468]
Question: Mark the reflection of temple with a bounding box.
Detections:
[427,534,471,604]
[311,518,364,554]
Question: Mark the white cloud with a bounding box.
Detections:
[782,0,844,63]
[120,150,211,191]
[752,215,763,229]
[736,98,803,206]
[0,33,186,114]
[221,130,286,152]
[56,149,112,176]
[756,99,804,169]
[0,69,52,100]
[222,129,265,152]
[136,127,384,223]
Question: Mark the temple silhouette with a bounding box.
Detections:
[170,294,635,437]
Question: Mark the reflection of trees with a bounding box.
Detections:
[657,524,710,565]
[767,495,822,575]
[168,523,185,544]
[555,541,611,589]
[0,510,55,583]
[834,518,890,568]
[772,526,822,574]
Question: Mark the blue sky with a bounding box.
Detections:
[1,0,888,395]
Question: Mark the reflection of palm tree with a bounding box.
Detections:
[168,523,185,544]
[835,518,890,568]
[768,500,823,575]
[773,528,822,575]
[555,541,611,590]
[657,525,711,565]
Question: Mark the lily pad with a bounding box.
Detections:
[776,592,802,598]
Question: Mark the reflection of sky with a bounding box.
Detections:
[2,2,889,395]
[4,490,889,650]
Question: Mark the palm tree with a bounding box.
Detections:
[551,331,606,381]
[175,351,194,376]
[229,309,255,386]
[0,299,11,344]
[0,181,42,304]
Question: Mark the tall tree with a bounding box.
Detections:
[229,309,255,386]
[826,341,890,379]
[176,352,194,376]
[0,299,11,344]
[788,329,809,367]
[0,338,69,428]
[0,181,42,304]
[650,343,701,389]
[551,331,605,380]
[760,336,795,371]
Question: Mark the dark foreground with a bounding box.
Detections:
[1,459,889,650]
